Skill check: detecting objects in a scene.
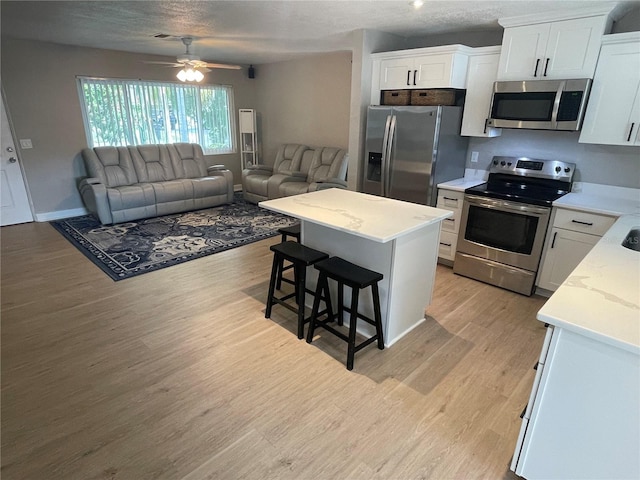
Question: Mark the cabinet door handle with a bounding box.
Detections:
[571,219,594,226]
[439,242,452,247]
[543,58,550,77]
[534,58,540,77]
[413,70,417,86]
[443,196,457,201]
[627,122,635,142]
[484,118,488,134]
[550,231,557,248]
[407,70,411,86]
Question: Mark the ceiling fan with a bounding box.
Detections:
[146,37,242,81]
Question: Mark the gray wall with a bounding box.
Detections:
[466,130,640,188]
[252,51,352,163]
[1,37,257,217]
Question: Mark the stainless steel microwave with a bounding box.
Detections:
[487,79,591,131]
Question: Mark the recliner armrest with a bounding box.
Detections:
[207,164,228,174]
[279,170,307,180]
[309,179,348,192]
[79,177,113,224]
[244,164,273,175]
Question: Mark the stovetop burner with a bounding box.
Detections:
[465,156,575,207]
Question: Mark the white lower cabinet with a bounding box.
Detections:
[436,188,464,262]
[537,208,616,291]
[511,327,639,479]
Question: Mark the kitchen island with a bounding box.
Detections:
[511,213,640,479]
[260,188,452,347]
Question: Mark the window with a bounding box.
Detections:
[77,77,236,155]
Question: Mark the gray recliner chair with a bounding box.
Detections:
[241,144,308,203]
[276,147,348,198]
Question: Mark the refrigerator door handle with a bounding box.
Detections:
[385,115,397,197]
[380,114,392,196]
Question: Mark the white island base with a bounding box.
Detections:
[303,221,440,347]
[260,189,452,347]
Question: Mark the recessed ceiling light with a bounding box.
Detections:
[412,0,424,9]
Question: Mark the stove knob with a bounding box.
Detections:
[507,162,512,166]
[564,167,571,173]
[493,160,498,165]
[500,161,506,166]
[555,166,562,173]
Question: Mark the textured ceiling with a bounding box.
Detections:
[0,1,634,65]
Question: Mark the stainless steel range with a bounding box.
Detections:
[453,156,575,296]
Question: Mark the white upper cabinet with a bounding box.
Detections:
[579,32,640,146]
[497,9,613,80]
[372,45,473,99]
[461,47,502,138]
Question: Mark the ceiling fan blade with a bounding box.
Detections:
[143,60,183,67]
[203,63,242,70]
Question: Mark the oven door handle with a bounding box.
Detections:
[465,195,550,216]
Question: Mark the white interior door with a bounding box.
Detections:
[1,94,33,226]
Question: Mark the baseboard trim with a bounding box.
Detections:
[35,207,89,222]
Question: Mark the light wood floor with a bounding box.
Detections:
[1,221,548,480]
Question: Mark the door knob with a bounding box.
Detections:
[8,157,17,163]
[6,146,14,152]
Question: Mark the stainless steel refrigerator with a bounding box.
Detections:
[362,105,469,206]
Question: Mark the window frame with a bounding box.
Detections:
[76,76,237,156]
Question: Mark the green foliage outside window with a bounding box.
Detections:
[77,77,235,155]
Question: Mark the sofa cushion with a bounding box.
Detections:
[308,147,348,183]
[130,144,177,182]
[82,147,138,188]
[273,144,308,173]
[169,143,208,178]
[106,183,156,214]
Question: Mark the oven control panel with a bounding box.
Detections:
[490,156,575,181]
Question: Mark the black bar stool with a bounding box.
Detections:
[278,223,301,242]
[265,241,329,339]
[306,256,385,370]
[276,223,301,290]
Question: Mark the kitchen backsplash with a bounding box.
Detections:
[466,129,640,189]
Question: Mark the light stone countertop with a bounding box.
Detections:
[553,183,640,216]
[259,189,452,243]
[537,213,640,354]
[437,169,488,192]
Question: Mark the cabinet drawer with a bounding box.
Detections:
[438,231,458,260]
[437,190,464,210]
[553,208,616,236]
[440,210,461,233]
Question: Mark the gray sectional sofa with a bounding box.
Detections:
[241,143,348,204]
[79,143,233,224]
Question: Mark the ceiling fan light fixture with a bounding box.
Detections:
[177,67,204,82]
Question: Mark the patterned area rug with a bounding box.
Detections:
[51,193,296,281]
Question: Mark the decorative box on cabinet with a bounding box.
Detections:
[239,109,258,169]
[461,46,502,138]
[579,32,640,146]
[370,45,474,105]
[496,8,613,81]
[536,207,616,292]
[436,188,464,263]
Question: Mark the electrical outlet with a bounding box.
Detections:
[19,139,33,149]
[470,151,479,163]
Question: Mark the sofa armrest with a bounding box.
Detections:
[309,179,348,192]
[206,164,228,174]
[279,170,308,180]
[79,177,113,224]
[244,164,273,176]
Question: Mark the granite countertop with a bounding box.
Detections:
[537,213,640,354]
[259,189,452,243]
[553,183,640,216]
